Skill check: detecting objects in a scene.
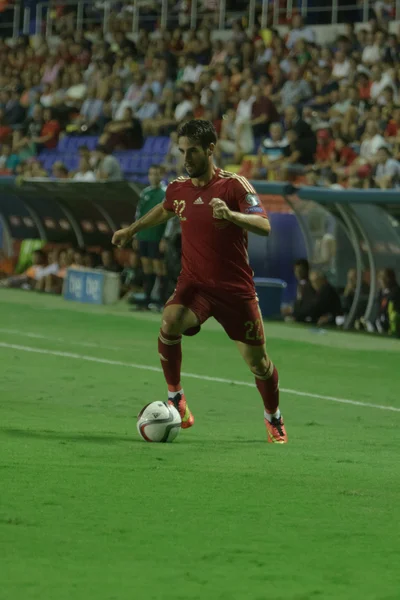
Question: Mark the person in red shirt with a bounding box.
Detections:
[385,106,400,142]
[112,119,287,444]
[315,129,336,169]
[37,108,61,150]
[251,84,279,138]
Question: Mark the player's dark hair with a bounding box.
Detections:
[177,119,217,149]
[294,258,310,275]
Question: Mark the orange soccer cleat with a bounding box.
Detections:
[265,415,287,444]
[168,393,195,429]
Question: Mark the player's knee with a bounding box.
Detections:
[248,355,269,377]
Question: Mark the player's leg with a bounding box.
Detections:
[158,303,200,429]
[138,242,155,306]
[213,295,287,443]
[235,341,287,443]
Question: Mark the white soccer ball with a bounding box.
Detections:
[137,401,182,443]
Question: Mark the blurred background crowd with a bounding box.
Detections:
[0,1,400,188]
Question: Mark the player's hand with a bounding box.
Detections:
[112,227,132,248]
[210,198,232,221]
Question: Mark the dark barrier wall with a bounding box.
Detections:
[0,179,141,248]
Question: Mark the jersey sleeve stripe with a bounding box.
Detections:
[219,171,257,194]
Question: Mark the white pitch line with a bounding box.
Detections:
[0,341,399,413]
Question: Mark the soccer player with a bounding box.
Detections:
[135,165,168,306]
[112,120,287,443]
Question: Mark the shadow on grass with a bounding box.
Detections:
[0,427,266,446]
[0,427,140,444]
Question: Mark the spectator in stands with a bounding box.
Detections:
[0,108,12,143]
[0,143,20,173]
[332,50,351,81]
[280,66,312,109]
[96,250,120,273]
[0,249,46,290]
[308,66,339,111]
[269,128,313,179]
[52,161,69,179]
[135,89,160,134]
[342,267,369,321]
[73,157,96,182]
[163,130,184,177]
[250,84,279,138]
[95,145,123,181]
[295,270,342,326]
[255,122,288,178]
[282,258,317,322]
[286,15,315,49]
[234,85,256,162]
[374,146,400,188]
[385,106,400,143]
[376,268,400,337]
[39,108,61,150]
[14,104,43,155]
[100,107,143,151]
[314,129,336,174]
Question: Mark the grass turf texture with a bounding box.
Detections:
[1,290,400,600]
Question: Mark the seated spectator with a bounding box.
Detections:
[269,128,314,179]
[330,137,358,177]
[234,85,256,162]
[295,270,342,326]
[282,258,317,322]
[162,130,184,176]
[280,66,312,109]
[0,108,12,143]
[0,249,46,290]
[73,157,96,182]
[181,54,204,83]
[286,15,315,50]
[254,122,289,178]
[374,146,400,188]
[308,66,339,110]
[39,108,61,150]
[71,83,104,134]
[95,145,123,181]
[250,84,279,138]
[52,161,69,179]
[375,268,400,337]
[100,107,143,151]
[314,129,336,173]
[135,89,160,135]
[361,31,384,66]
[14,104,43,155]
[359,120,386,164]
[284,105,316,157]
[0,143,20,173]
[331,50,351,81]
[96,250,120,273]
[342,267,369,321]
[385,106,400,143]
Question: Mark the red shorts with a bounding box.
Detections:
[166,277,265,346]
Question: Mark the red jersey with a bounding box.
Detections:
[163,169,268,298]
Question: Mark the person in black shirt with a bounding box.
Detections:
[296,270,342,326]
[283,258,317,322]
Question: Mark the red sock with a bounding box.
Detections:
[158,329,182,392]
[255,363,279,415]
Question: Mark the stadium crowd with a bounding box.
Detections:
[0,6,400,187]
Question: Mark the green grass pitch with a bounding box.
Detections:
[1,290,400,600]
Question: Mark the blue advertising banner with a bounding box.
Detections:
[64,269,105,305]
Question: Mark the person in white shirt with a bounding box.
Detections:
[332,50,351,80]
[375,146,400,188]
[370,65,397,103]
[73,157,96,182]
[174,90,193,122]
[234,85,255,161]
[286,15,315,49]
[361,31,385,65]
[360,120,387,162]
[181,55,204,84]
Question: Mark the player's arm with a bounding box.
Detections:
[112,203,174,247]
[210,178,271,237]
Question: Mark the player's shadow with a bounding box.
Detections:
[0,428,140,445]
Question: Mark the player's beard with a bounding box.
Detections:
[185,154,209,179]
